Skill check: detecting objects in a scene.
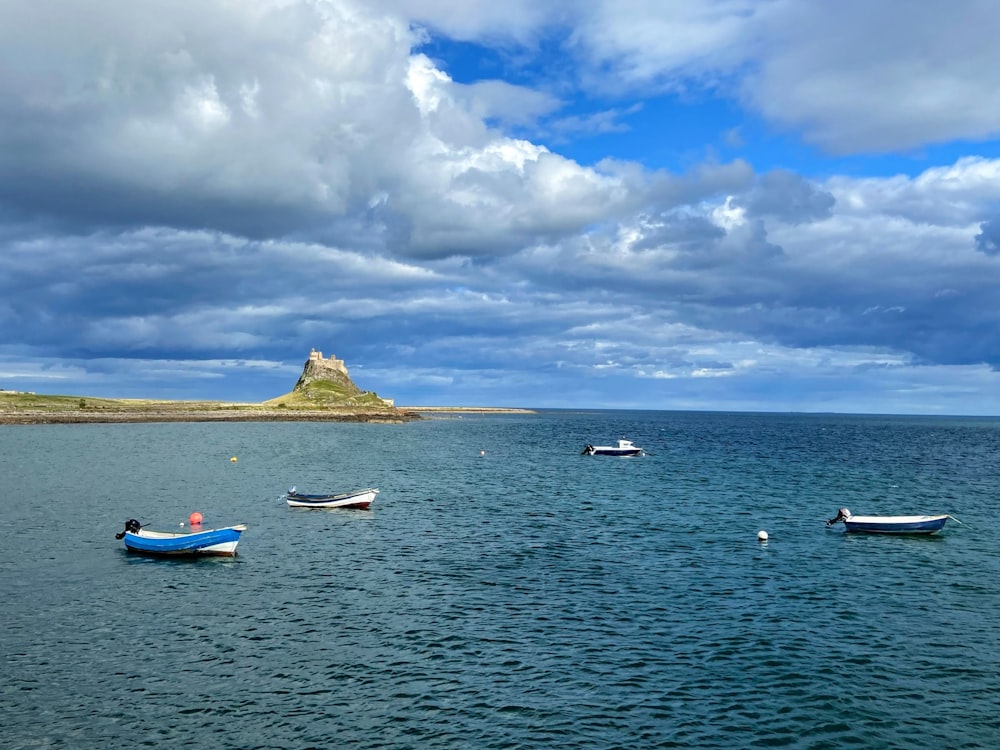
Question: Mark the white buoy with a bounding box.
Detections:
[757,530,769,542]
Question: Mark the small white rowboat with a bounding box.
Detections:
[826,507,956,535]
[286,487,379,509]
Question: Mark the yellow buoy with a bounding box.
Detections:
[230,456,238,463]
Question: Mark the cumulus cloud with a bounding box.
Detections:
[744,0,1000,153]
[372,0,572,43]
[824,157,1000,228]
[974,217,1000,255]
[391,0,1000,156]
[734,170,835,225]
[452,79,564,129]
[0,0,624,258]
[570,0,1000,154]
[3,0,1000,413]
[0,0,419,232]
[631,212,726,251]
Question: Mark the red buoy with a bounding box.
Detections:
[188,511,203,526]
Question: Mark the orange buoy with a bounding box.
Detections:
[189,511,203,526]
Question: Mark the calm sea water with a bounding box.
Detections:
[2,410,1000,749]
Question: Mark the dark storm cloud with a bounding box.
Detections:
[0,225,449,364]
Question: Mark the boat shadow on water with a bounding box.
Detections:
[838,532,949,544]
[118,550,245,565]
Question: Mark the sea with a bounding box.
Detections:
[2,410,1000,749]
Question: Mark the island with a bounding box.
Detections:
[0,349,533,425]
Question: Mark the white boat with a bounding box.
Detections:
[286,487,379,509]
[826,507,952,534]
[581,438,644,456]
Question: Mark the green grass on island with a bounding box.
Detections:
[0,388,413,424]
[263,379,393,410]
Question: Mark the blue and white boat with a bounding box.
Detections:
[826,508,951,535]
[115,518,247,556]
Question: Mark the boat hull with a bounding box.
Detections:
[843,515,948,534]
[123,524,247,556]
[286,488,379,509]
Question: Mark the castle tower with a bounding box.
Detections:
[307,348,348,376]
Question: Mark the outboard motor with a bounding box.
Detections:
[115,518,142,539]
[826,507,851,527]
[581,444,594,455]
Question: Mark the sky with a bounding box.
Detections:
[2,0,1000,414]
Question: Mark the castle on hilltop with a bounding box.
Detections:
[307,348,349,377]
[297,347,394,407]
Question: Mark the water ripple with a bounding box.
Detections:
[3,415,1000,747]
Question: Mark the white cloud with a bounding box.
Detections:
[0,0,642,260]
[570,0,757,89]
[177,76,231,131]
[4,0,1000,412]
[371,0,570,42]
[744,0,1000,153]
[387,0,1000,155]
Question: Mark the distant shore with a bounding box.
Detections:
[0,394,534,425]
[398,406,535,414]
[0,408,422,425]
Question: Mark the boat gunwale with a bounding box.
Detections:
[843,514,947,524]
[133,523,248,540]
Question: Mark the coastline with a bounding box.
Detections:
[0,409,422,425]
[398,406,535,414]
[0,401,534,425]
[0,392,534,425]
[0,397,424,424]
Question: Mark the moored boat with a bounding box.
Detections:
[115,518,247,556]
[581,438,644,456]
[286,487,379,509]
[826,507,953,535]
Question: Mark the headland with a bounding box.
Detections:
[0,349,533,425]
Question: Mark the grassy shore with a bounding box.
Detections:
[0,392,422,425]
[0,392,537,425]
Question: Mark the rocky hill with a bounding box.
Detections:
[264,348,397,410]
[0,349,419,424]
